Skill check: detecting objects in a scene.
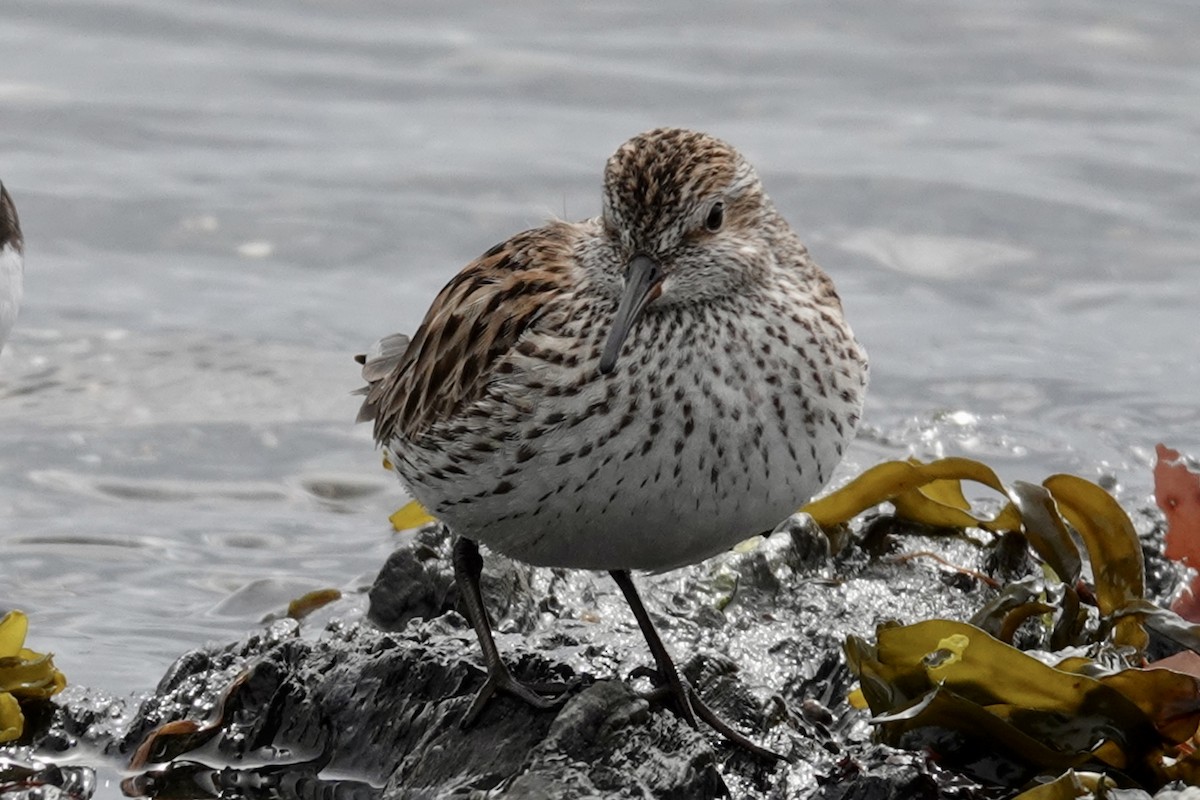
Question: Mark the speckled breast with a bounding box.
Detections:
[387,296,867,572]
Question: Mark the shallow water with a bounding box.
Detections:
[0,0,1196,743]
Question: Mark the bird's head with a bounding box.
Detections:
[598,128,777,374]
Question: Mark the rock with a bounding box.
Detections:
[108,621,728,799]
[21,513,1132,798]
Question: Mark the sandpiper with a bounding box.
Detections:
[357,128,868,757]
[0,183,23,354]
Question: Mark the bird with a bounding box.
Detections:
[0,183,24,354]
[356,128,868,758]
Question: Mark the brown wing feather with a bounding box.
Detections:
[357,222,577,444]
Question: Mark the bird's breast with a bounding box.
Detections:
[388,294,866,571]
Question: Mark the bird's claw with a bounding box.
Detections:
[461,665,575,728]
[629,666,784,761]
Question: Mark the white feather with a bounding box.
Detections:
[0,243,24,352]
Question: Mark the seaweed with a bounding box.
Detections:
[389,499,435,531]
[808,457,1200,795]
[0,610,66,743]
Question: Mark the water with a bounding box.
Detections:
[1,0,1196,742]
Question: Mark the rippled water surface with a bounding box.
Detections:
[1,0,1197,733]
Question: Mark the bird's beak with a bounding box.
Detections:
[599,253,663,375]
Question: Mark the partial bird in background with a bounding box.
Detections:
[0,183,24,354]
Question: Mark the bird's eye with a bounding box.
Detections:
[704,201,725,232]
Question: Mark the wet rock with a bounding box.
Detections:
[491,682,727,800]
[0,756,96,800]
[783,514,835,571]
[1152,788,1200,800]
[982,530,1036,582]
[367,545,457,630]
[368,525,543,634]
[105,620,727,799]
[18,503,1185,798]
[816,746,995,800]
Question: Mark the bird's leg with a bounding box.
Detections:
[609,569,698,725]
[610,569,782,761]
[452,536,568,726]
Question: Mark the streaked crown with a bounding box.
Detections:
[601,128,761,254]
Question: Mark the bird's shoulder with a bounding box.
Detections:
[357,219,586,444]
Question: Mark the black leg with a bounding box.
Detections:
[452,536,569,726]
[610,569,698,725]
[610,569,783,761]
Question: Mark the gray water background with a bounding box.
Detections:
[1,0,1196,725]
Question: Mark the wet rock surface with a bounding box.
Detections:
[6,510,1189,799]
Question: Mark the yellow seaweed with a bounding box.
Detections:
[0,611,66,743]
[1009,480,1082,584]
[1043,474,1147,651]
[389,499,435,531]
[286,588,342,621]
[803,457,1020,532]
[849,617,1200,778]
[0,693,22,744]
[826,456,1200,789]
[0,611,28,658]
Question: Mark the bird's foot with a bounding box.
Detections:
[461,663,574,728]
[630,665,784,761]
